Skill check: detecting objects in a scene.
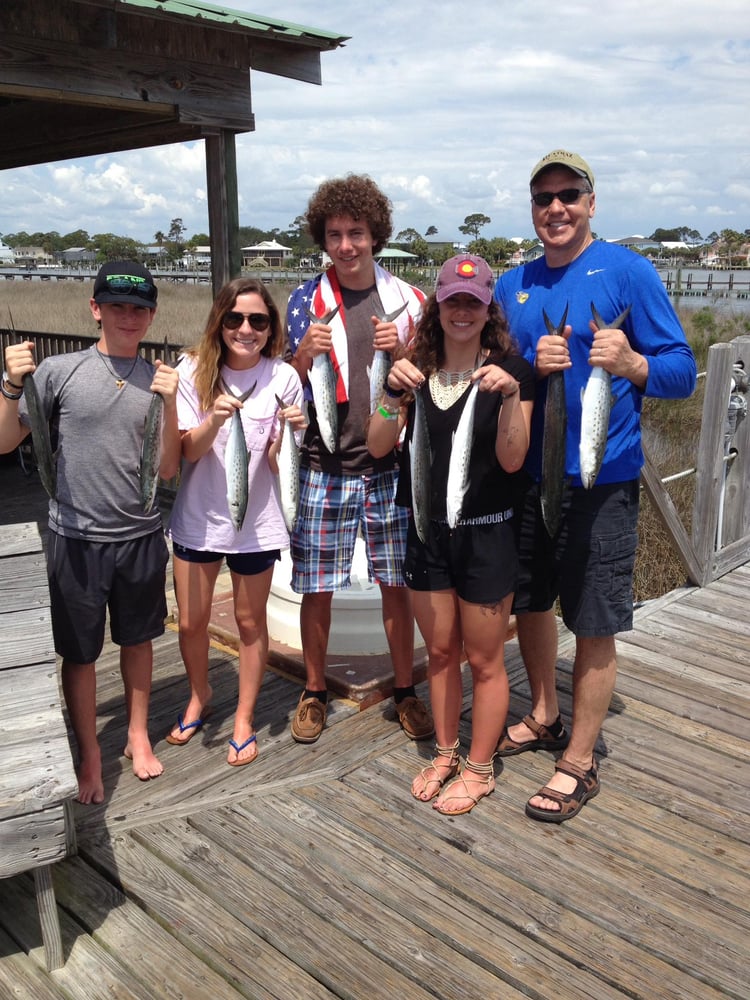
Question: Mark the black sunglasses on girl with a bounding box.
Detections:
[222,311,271,331]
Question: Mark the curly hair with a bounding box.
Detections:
[412,295,516,378]
[186,277,284,411]
[306,174,393,253]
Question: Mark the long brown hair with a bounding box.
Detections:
[186,278,284,411]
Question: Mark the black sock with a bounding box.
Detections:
[304,689,328,704]
[393,685,416,704]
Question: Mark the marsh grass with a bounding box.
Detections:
[0,279,298,349]
[2,278,747,600]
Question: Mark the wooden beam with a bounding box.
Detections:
[0,36,254,128]
[640,449,703,586]
[205,132,241,295]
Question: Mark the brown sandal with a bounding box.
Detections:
[411,740,460,802]
[525,758,599,823]
[434,757,495,816]
[496,713,568,757]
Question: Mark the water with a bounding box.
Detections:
[656,268,750,314]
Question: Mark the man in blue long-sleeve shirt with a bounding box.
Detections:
[494,149,697,823]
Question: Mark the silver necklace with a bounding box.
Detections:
[429,353,485,410]
[96,347,139,390]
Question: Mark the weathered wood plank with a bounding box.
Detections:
[132,817,443,1000]
[80,832,344,1000]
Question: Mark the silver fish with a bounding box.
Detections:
[221,379,256,531]
[304,304,340,453]
[446,381,479,529]
[540,305,568,537]
[368,301,409,414]
[579,303,632,489]
[140,392,163,513]
[8,312,56,499]
[274,394,300,534]
[410,385,431,543]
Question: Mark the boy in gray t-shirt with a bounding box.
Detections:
[0,260,181,804]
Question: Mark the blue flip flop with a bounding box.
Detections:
[228,733,257,766]
[165,706,212,745]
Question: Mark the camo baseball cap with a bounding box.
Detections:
[530,150,595,189]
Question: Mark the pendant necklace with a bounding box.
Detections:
[96,347,139,390]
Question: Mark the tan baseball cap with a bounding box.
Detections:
[530,150,594,188]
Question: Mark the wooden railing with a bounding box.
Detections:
[642,334,750,586]
[3,330,750,588]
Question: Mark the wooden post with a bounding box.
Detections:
[205,130,242,297]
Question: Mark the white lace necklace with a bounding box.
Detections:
[429,352,486,410]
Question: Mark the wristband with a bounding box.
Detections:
[2,370,23,391]
[377,404,398,421]
[383,383,405,398]
[1,381,23,401]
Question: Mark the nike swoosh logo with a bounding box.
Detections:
[587,268,605,275]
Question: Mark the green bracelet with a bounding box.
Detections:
[377,404,398,421]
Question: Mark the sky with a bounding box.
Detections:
[1,0,749,246]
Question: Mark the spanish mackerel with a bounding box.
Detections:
[446,381,479,529]
[221,378,256,531]
[140,339,177,513]
[304,304,340,453]
[140,392,163,513]
[540,305,568,537]
[410,385,431,543]
[368,301,409,414]
[579,303,632,489]
[8,312,56,499]
[274,394,301,534]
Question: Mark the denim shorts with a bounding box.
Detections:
[512,479,639,637]
[47,529,169,664]
[290,466,408,593]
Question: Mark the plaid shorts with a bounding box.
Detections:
[290,466,408,593]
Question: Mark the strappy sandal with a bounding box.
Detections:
[411,739,461,802]
[525,758,599,823]
[496,713,568,757]
[434,757,495,816]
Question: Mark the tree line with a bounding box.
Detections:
[2,215,748,269]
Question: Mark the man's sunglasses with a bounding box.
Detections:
[104,276,158,301]
[531,188,589,208]
[222,311,271,331]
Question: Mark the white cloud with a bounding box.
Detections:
[1,0,748,244]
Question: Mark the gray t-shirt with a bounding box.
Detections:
[19,344,163,541]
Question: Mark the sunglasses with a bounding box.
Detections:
[531,188,589,208]
[222,311,271,331]
[104,276,158,301]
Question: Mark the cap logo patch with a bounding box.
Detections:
[456,260,478,278]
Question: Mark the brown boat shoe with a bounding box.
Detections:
[396,695,435,741]
[291,694,327,743]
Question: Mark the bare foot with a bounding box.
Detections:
[411,747,460,801]
[76,752,105,805]
[124,734,164,781]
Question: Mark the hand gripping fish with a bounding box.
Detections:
[540,305,568,537]
[220,378,256,531]
[368,301,409,414]
[579,303,632,489]
[304,304,341,453]
[446,381,480,529]
[274,394,301,534]
[410,384,432,543]
[8,311,56,499]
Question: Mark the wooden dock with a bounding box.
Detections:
[0,458,747,999]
